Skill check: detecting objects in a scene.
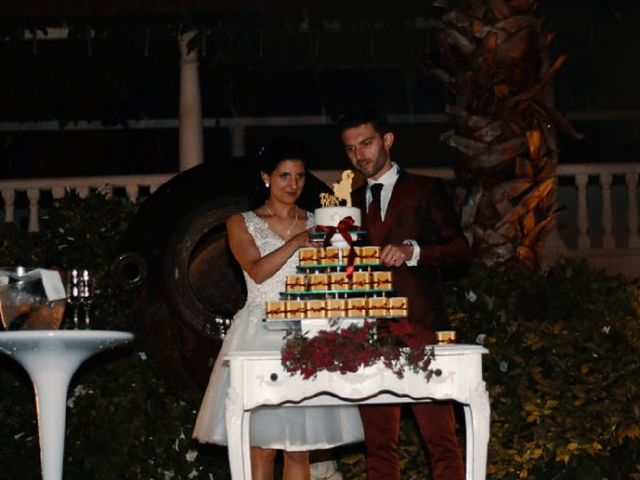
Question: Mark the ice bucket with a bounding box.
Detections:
[0,267,67,330]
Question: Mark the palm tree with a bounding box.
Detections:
[424,0,582,270]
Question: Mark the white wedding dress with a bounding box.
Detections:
[193,211,364,450]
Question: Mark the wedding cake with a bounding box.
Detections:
[314,206,361,228]
[314,169,361,228]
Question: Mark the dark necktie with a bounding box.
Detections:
[368,183,383,225]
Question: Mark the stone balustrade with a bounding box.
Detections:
[1,164,638,277]
[0,174,170,232]
[549,163,639,278]
[554,163,640,250]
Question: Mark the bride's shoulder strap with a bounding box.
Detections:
[239,210,267,240]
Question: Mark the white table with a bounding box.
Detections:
[0,330,134,480]
[225,344,490,480]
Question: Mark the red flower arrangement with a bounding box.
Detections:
[281,319,436,380]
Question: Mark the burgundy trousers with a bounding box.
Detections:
[359,402,464,480]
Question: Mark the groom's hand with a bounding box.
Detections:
[380,244,413,267]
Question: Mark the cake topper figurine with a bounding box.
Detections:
[320,170,354,207]
[332,170,354,207]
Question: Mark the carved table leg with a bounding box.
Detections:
[465,381,490,480]
[241,409,252,479]
[463,405,474,480]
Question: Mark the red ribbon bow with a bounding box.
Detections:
[316,216,357,276]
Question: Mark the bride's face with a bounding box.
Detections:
[263,159,306,204]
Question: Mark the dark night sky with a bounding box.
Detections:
[0,1,638,177]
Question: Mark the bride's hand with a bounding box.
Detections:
[289,227,319,248]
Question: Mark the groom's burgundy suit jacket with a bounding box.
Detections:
[353,170,470,341]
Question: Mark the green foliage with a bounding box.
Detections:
[444,260,640,479]
[0,222,45,267]
[38,191,136,270]
[2,193,640,479]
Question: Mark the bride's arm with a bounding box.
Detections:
[226,213,310,285]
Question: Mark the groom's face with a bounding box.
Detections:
[341,122,393,181]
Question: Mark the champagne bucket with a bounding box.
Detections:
[0,267,66,330]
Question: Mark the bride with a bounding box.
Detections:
[193,138,363,480]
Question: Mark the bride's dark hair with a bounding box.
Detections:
[257,137,308,174]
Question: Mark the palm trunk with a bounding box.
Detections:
[424,0,582,270]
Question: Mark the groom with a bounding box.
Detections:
[338,107,470,480]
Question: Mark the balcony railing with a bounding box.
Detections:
[1,164,639,277]
[0,174,169,232]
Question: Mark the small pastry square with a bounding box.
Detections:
[326,298,346,317]
[351,271,371,291]
[373,271,393,290]
[285,300,306,319]
[388,297,409,317]
[321,247,341,265]
[367,297,389,317]
[360,246,381,265]
[339,247,353,264]
[298,247,319,266]
[265,300,287,320]
[329,272,350,291]
[285,274,307,292]
[305,299,327,319]
[346,297,367,317]
[436,330,456,344]
[308,273,329,292]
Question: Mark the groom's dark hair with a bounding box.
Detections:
[337,106,390,136]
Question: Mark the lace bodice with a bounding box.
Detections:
[240,210,313,316]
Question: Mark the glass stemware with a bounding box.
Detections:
[79,269,93,328]
[66,269,81,328]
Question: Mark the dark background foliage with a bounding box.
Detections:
[446,260,640,479]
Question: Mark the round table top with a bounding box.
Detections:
[0,330,134,355]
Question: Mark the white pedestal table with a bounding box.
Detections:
[0,330,134,480]
[225,344,490,480]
